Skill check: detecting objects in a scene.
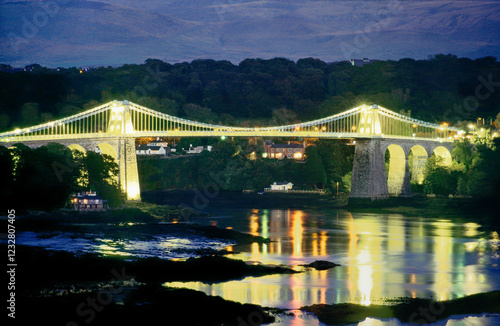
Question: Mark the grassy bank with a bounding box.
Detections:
[347,195,500,228]
[301,291,500,325]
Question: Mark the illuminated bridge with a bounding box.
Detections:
[0,100,463,201]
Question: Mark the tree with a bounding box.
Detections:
[19,102,40,127]
[423,156,458,195]
[83,152,124,207]
[494,112,500,129]
[5,143,78,211]
[303,146,327,189]
[0,146,15,208]
[183,103,218,123]
[452,140,475,170]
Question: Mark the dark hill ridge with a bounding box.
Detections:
[1,0,499,67]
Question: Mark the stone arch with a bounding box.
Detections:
[433,146,452,167]
[96,142,118,160]
[385,144,410,196]
[68,144,87,154]
[409,145,428,184]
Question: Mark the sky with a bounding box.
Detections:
[1,0,500,67]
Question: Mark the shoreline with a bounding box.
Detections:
[141,190,500,228]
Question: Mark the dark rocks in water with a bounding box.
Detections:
[301,260,340,270]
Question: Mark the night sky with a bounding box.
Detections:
[1,0,500,67]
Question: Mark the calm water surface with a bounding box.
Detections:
[165,208,500,325]
[14,207,500,325]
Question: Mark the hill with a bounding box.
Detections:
[1,0,499,67]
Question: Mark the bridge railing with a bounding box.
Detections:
[0,101,464,143]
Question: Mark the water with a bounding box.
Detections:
[164,208,500,325]
[13,207,500,325]
[15,223,233,259]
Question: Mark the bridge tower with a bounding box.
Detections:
[359,104,382,136]
[350,139,390,200]
[107,101,141,201]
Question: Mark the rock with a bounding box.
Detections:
[301,260,340,270]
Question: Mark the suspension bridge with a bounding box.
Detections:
[0,100,464,201]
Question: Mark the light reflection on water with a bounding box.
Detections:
[165,209,500,313]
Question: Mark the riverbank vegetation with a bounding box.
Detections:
[418,137,500,221]
[138,138,354,194]
[301,291,500,325]
[0,143,124,212]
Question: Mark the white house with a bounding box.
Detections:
[270,182,294,191]
[136,145,168,155]
[186,145,213,154]
[187,145,204,154]
[148,140,169,147]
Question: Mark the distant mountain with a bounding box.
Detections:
[1,0,499,67]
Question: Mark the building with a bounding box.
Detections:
[349,58,379,67]
[263,140,306,160]
[187,145,213,154]
[136,144,168,155]
[269,182,294,191]
[69,191,107,211]
[148,140,169,147]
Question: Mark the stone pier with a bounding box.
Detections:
[350,138,453,200]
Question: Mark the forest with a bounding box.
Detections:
[1,54,499,132]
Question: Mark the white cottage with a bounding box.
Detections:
[270,182,294,191]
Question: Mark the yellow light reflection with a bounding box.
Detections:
[249,214,259,236]
[463,222,481,237]
[346,213,358,303]
[291,210,303,257]
[251,242,261,260]
[319,231,328,256]
[432,220,453,301]
[261,211,269,239]
[312,233,318,256]
[357,250,373,305]
[346,213,385,305]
